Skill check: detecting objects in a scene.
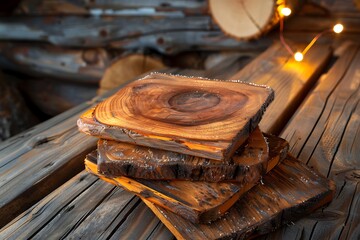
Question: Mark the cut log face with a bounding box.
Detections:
[142,156,336,239]
[98,127,278,183]
[85,134,287,223]
[98,54,164,95]
[209,0,276,40]
[79,73,274,161]
[209,0,300,40]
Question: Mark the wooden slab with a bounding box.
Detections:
[143,156,336,240]
[98,127,270,183]
[0,65,245,228]
[85,134,288,223]
[0,42,335,237]
[78,73,274,161]
[0,66,244,237]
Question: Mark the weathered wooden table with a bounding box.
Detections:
[0,41,358,239]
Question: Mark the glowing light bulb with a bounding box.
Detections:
[294,52,303,62]
[280,7,292,17]
[333,23,344,33]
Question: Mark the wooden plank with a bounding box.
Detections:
[0,42,111,84]
[0,171,139,239]
[85,134,287,223]
[110,30,270,54]
[0,95,96,152]
[142,156,335,239]
[0,170,173,239]
[0,15,270,54]
[97,127,271,183]
[0,15,211,45]
[146,221,175,240]
[271,42,360,239]
[15,0,207,16]
[305,0,360,17]
[79,73,274,161]
[285,16,360,34]
[230,42,332,134]
[0,112,97,228]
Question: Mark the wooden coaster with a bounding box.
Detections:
[85,135,287,223]
[143,156,336,239]
[78,73,274,161]
[97,127,280,183]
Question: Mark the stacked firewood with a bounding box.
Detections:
[1,0,293,117]
[78,73,335,239]
[2,0,356,119]
[0,0,308,141]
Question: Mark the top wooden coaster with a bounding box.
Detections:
[78,73,274,161]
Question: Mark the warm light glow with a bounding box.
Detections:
[333,23,344,33]
[280,7,292,16]
[294,52,303,62]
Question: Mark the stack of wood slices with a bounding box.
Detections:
[78,73,335,239]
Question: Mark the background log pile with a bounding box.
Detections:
[1,0,360,141]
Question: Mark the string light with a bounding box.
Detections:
[294,52,303,62]
[278,6,344,63]
[333,23,344,33]
[278,7,294,56]
[280,7,292,17]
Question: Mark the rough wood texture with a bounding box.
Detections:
[285,16,360,35]
[0,171,173,240]
[78,73,274,161]
[0,15,212,46]
[0,43,110,84]
[0,42,336,237]
[143,156,336,240]
[98,127,273,183]
[14,0,207,16]
[0,112,97,228]
[86,134,287,223]
[307,0,360,17]
[269,42,360,240]
[230,42,332,134]
[0,15,270,54]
